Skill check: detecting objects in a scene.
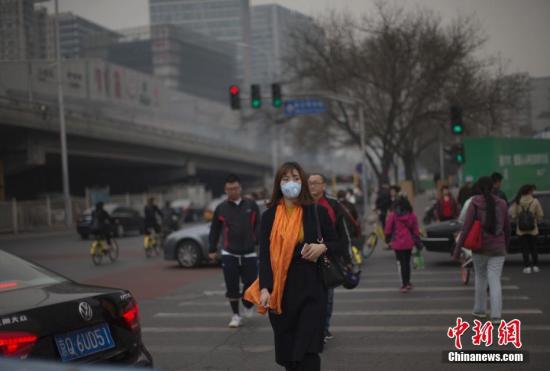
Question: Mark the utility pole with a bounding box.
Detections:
[55,0,72,226]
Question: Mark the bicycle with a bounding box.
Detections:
[144,229,161,258]
[90,234,119,266]
[363,212,389,259]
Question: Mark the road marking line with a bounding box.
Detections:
[203,285,520,296]
[363,271,511,278]
[361,277,511,284]
[144,344,550,354]
[154,308,541,318]
[142,325,550,334]
[178,295,531,307]
[335,285,520,293]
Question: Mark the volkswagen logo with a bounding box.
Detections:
[78,302,93,321]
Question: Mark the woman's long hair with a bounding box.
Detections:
[477,176,496,234]
[267,162,313,208]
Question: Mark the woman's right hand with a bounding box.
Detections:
[260,288,271,308]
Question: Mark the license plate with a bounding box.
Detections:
[54,323,115,362]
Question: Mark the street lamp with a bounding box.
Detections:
[54,0,72,226]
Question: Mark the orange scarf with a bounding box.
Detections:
[244,202,303,315]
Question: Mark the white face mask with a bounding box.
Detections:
[281,181,301,198]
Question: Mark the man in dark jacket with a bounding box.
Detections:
[491,172,508,204]
[309,173,352,343]
[208,174,260,328]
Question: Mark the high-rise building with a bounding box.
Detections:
[83,25,237,103]
[46,12,120,60]
[0,0,49,61]
[250,4,316,86]
[149,0,251,82]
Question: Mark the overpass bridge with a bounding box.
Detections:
[0,59,272,199]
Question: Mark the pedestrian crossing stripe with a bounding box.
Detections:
[177,296,530,306]
[153,308,541,318]
[202,285,520,296]
[142,325,550,334]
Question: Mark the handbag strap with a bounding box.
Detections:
[314,204,324,243]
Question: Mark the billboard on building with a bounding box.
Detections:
[0,59,165,109]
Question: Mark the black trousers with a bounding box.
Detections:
[285,353,321,371]
[519,234,538,267]
[395,249,412,286]
[221,255,257,308]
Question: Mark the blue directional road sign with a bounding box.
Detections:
[284,99,326,117]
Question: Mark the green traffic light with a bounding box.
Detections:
[452,123,463,134]
[273,98,282,108]
[252,99,261,109]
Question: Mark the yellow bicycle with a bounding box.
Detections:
[144,229,160,258]
[363,213,389,259]
[90,235,119,265]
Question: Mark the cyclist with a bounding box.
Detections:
[91,202,114,250]
[144,197,163,236]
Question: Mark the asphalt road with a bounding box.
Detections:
[1,228,549,371]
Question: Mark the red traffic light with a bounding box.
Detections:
[229,85,239,95]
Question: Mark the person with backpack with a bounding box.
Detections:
[510,184,544,274]
[456,176,510,324]
[384,196,420,293]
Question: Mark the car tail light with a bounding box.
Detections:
[122,299,140,331]
[0,331,38,357]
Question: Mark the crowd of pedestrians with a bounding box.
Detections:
[205,164,544,370]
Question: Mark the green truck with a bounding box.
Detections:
[463,137,550,199]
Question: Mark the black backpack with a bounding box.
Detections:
[517,201,535,232]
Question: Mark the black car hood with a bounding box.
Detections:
[0,281,122,316]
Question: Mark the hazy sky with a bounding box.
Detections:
[44,0,550,77]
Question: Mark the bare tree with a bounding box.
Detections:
[286,4,527,186]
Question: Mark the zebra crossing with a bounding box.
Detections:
[140,252,549,370]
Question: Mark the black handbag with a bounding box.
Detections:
[314,204,345,289]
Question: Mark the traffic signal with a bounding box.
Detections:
[272,83,282,108]
[450,105,464,135]
[229,85,240,110]
[452,143,465,164]
[251,84,261,109]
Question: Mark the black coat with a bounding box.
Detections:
[258,203,338,367]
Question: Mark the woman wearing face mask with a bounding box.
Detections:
[244,162,339,371]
